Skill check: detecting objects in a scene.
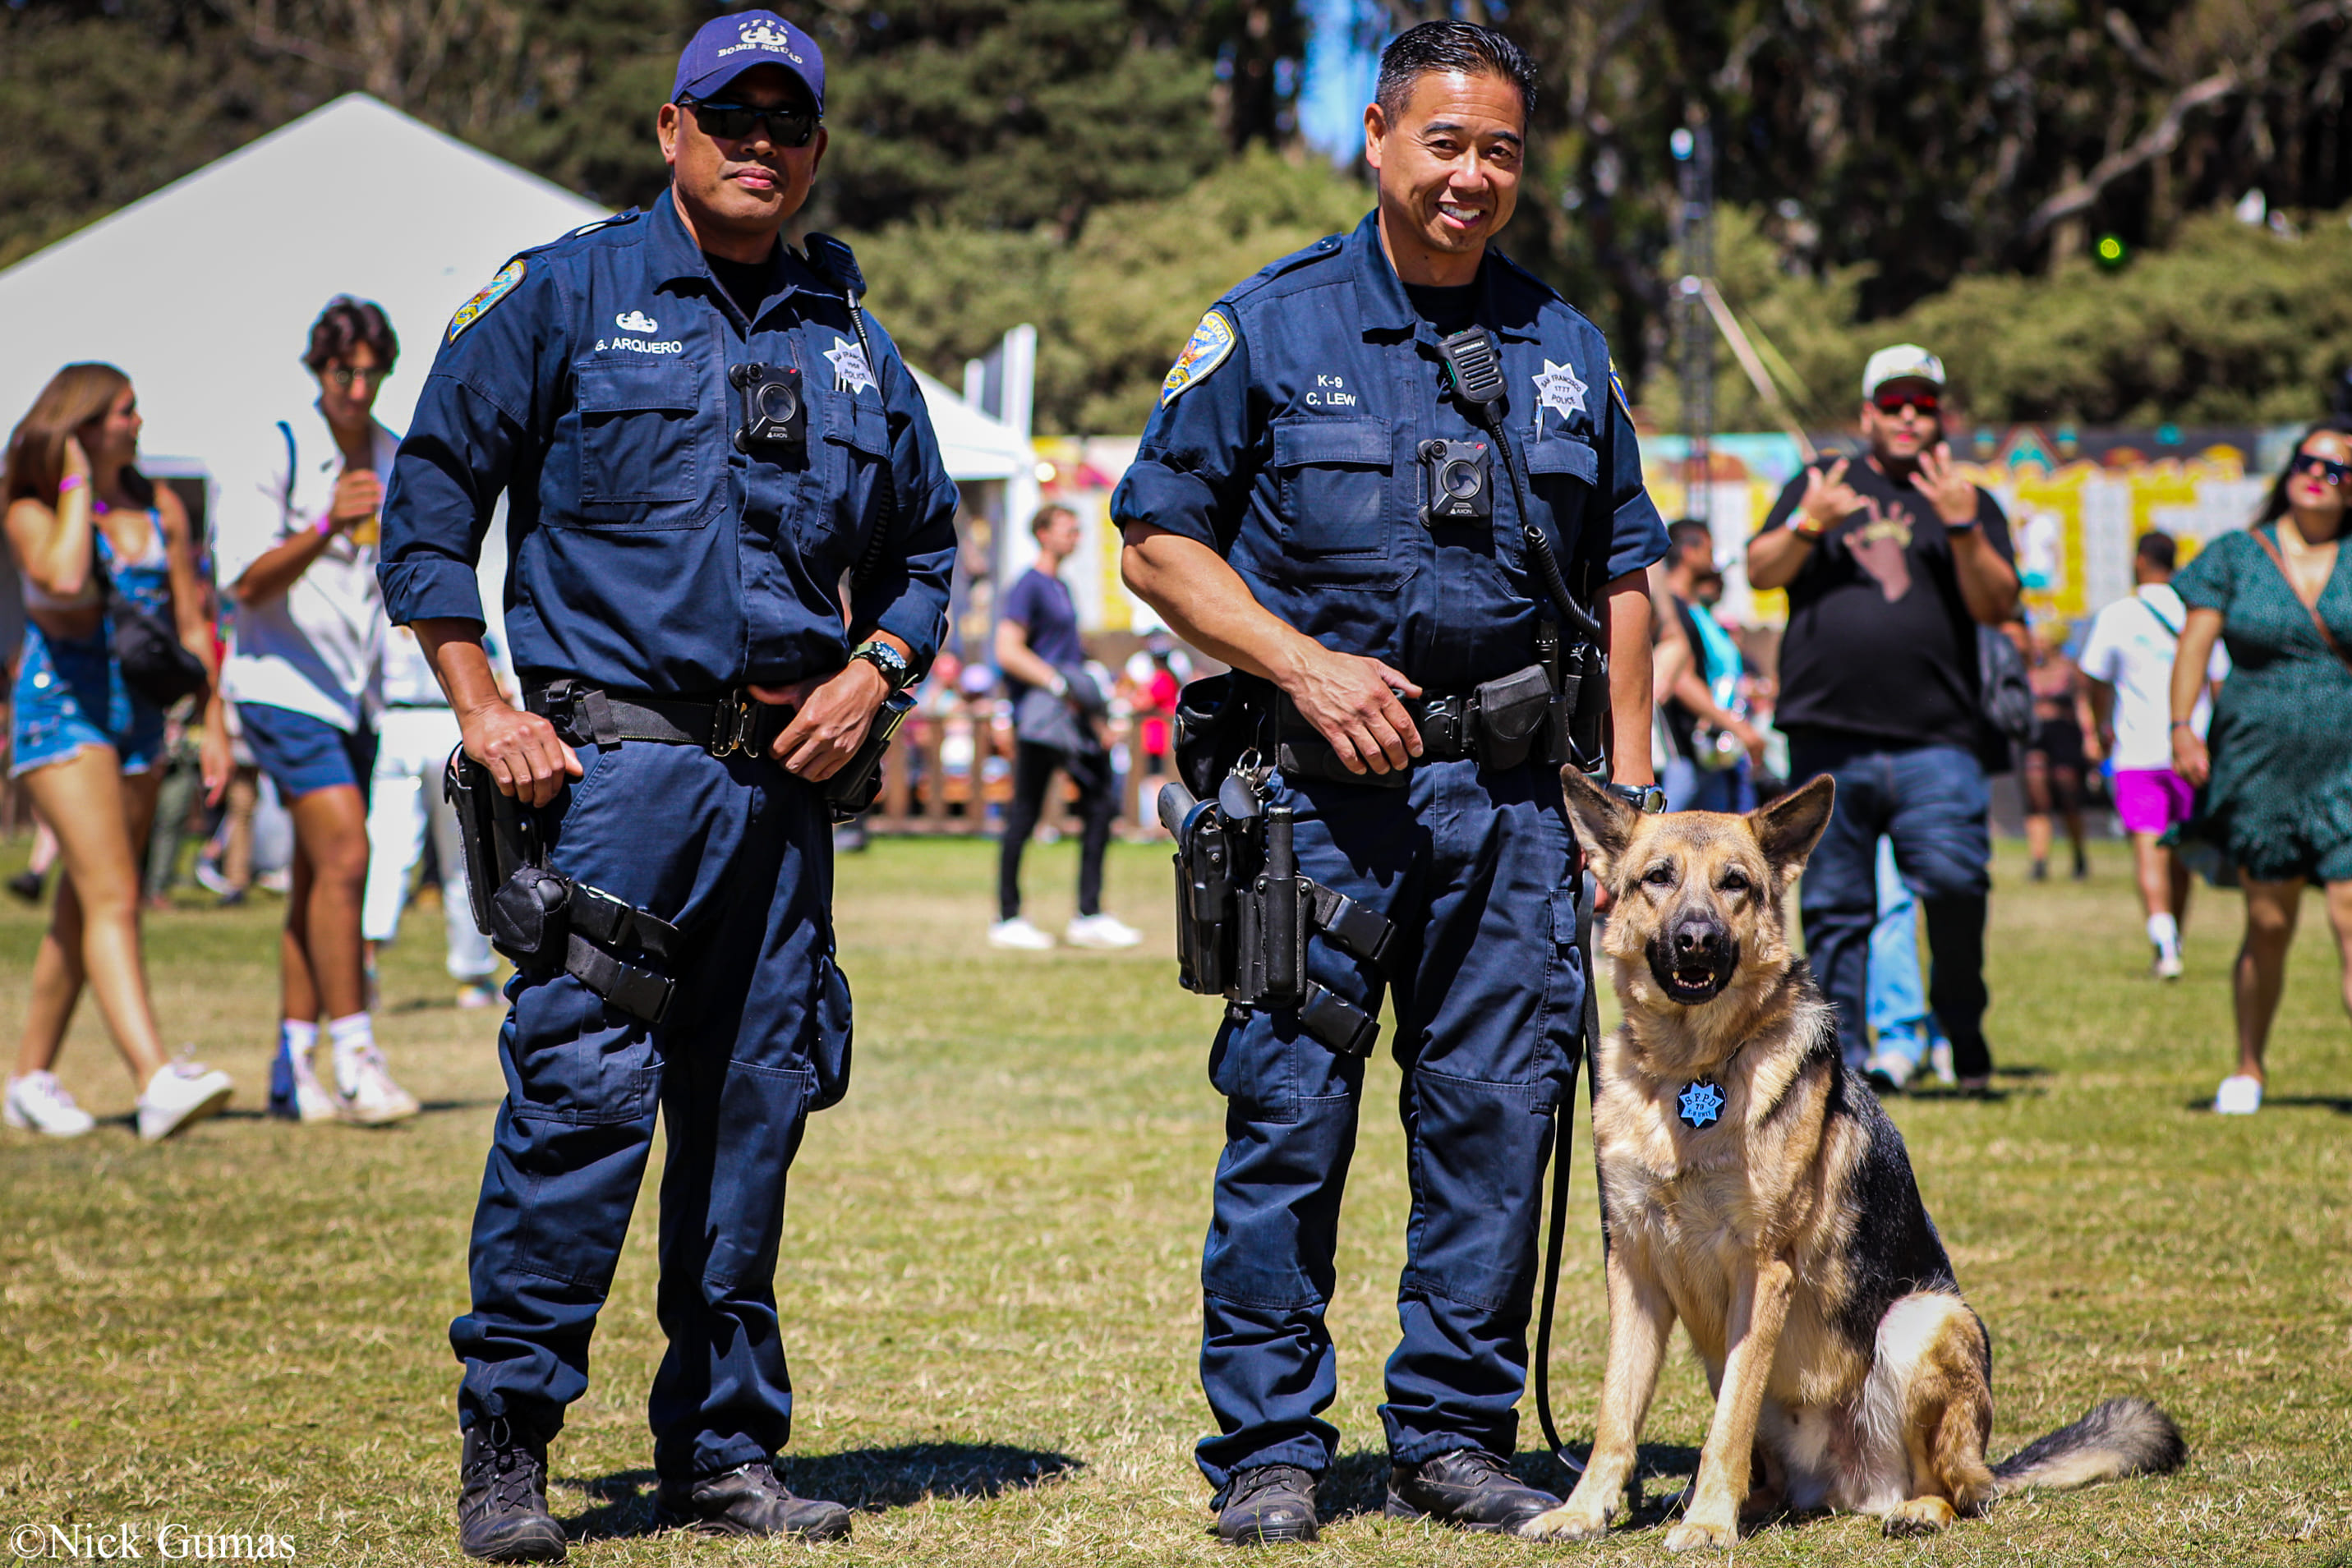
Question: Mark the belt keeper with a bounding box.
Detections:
[579,689,621,750]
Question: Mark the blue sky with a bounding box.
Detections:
[1297,0,1383,165]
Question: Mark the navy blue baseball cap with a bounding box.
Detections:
[673,11,826,114]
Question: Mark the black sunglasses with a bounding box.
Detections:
[2292,451,2352,486]
[681,97,818,148]
[1872,391,1940,417]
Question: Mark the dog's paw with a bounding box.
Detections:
[1881,1497,1957,1538]
[1518,1501,1613,1543]
[1664,1515,1737,1553]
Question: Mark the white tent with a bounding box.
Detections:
[0,90,1031,507]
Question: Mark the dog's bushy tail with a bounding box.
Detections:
[1992,1398,2186,1493]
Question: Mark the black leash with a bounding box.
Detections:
[1533,858,1597,1478]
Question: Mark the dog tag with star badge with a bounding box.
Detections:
[1678,1078,1725,1129]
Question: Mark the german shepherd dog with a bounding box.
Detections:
[1521,774,2184,1551]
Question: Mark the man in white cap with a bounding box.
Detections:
[1747,344,2019,1092]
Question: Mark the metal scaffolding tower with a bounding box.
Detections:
[1670,121,1715,523]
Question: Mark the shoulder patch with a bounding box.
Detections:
[1609,357,1634,420]
[448,258,525,343]
[1161,310,1236,407]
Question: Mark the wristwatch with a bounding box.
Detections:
[849,637,912,692]
[1603,781,1668,815]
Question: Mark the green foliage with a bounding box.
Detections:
[817,0,1227,237]
[1898,209,2352,425]
[1666,203,2352,430]
[852,148,1369,434]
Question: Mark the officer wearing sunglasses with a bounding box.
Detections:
[1746,343,2020,1097]
[378,8,957,1560]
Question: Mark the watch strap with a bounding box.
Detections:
[850,638,910,692]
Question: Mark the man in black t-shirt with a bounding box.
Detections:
[1747,344,2019,1089]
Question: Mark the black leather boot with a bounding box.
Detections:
[456,1423,568,1563]
[1213,1463,1319,1545]
[1385,1448,1559,1533]
[652,1460,853,1540]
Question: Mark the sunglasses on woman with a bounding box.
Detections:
[2291,451,2352,486]
[681,97,818,149]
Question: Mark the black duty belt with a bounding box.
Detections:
[527,678,789,757]
[1273,663,1555,785]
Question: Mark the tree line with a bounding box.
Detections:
[5,0,2350,432]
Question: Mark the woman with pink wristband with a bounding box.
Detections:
[4,364,235,1140]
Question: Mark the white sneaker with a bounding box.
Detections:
[4,1071,96,1138]
[1065,913,1143,950]
[1927,1041,1958,1087]
[1863,1050,1914,1094]
[455,980,502,1010]
[136,1056,233,1143]
[2153,947,2184,981]
[987,917,1056,951]
[288,1045,341,1124]
[2213,1074,2263,1115]
[338,1046,421,1126]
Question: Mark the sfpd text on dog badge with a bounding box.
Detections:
[1678,1079,1726,1129]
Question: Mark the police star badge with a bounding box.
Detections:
[448,258,525,343]
[1531,358,1589,432]
[825,336,876,395]
[1161,310,1236,406]
[1677,1078,1726,1130]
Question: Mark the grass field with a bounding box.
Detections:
[0,831,2346,1566]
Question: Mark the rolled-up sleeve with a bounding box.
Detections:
[1110,324,1254,555]
[851,320,959,671]
[378,263,545,628]
[1597,370,1669,581]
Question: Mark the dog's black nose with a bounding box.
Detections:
[1673,921,1728,959]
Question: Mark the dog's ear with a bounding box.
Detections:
[1562,768,1637,883]
[1749,774,1836,877]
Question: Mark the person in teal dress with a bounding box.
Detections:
[2170,418,2352,1115]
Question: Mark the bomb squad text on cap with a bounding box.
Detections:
[673,10,826,114]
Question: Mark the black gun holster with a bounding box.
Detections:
[1159,779,1395,1057]
[445,750,683,1025]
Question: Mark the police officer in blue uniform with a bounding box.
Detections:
[378,12,956,1561]
[1116,23,1668,1545]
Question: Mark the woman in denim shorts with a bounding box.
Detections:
[4,364,235,1141]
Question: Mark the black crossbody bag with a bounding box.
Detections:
[94,546,209,708]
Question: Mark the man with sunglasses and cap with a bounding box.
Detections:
[1747,344,2019,1092]
[379,10,957,1560]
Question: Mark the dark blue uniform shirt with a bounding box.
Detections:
[1112,212,1665,694]
[379,196,958,696]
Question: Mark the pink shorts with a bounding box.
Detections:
[2114,768,2195,835]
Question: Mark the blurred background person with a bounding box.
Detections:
[1863,838,1954,1092]
[215,296,412,1125]
[991,503,1139,951]
[2172,420,2352,1115]
[2021,615,2097,882]
[362,622,501,1009]
[1747,345,2019,1088]
[2083,530,2226,978]
[4,364,233,1140]
[1658,519,1764,813]
[7,817,56,904]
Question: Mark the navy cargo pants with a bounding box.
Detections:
[450,738,850,1483]
[1197,754,1584,1488]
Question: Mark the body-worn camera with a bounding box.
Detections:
[1419,438,1492,525]
[729,361,806,456]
